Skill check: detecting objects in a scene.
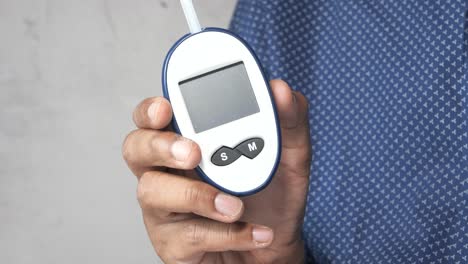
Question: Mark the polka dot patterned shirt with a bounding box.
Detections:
[230,0,467,263]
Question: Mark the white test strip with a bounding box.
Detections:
[180,0,202,33]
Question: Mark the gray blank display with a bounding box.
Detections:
[179,62,260,133]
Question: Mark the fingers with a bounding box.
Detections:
[138,171,244,223]
[123,129,201,173]
[157,219,273,261]
[133,97,173,129]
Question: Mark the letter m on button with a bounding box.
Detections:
[236,138,264,159]
[248,142,257,152]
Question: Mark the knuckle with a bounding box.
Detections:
[182,222,206,247]
[224,224,238,243]
[183,182,212,205]
[137,180,152,210]
[122,130,138,163]
[184,183,201,203]
[149,132,173,162]
[149,132,165,153]
[149,133,159,154]
[137,172,162,209]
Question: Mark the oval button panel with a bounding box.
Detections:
[211,138,265,166]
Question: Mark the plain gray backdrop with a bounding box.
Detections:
[0,0,237,263]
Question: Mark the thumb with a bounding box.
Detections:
[270,80,310,149]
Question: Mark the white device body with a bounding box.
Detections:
[163,28,281,196]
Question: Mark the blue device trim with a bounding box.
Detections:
[162,27,282,197]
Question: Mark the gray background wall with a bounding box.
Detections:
[0,0,237,263]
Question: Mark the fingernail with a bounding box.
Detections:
[252,226,273,244]
[292,92,298,106]
[171,138,193,162]
[214,194,243,218]
[147,101,161,124]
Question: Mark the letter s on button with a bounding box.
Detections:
[211,147,242,166]
[221,152,228,161]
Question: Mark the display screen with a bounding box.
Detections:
[179,62,260,133]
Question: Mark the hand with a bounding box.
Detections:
[123,80,311,264]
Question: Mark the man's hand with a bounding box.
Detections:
[123,80,311,263]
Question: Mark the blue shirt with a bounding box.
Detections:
[230,1,468,263]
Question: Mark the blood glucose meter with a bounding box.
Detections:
[162,0,281,196]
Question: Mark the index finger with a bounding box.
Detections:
[138,171,244,223]
[133,97,173,129]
